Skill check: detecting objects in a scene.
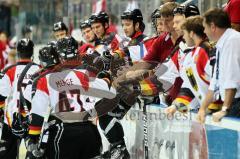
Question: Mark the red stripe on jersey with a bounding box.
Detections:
[177,95,193,102]
[144,36,158,52]
[0,101,4,109]
[171,50,180,71]
[145,79,158,95]
[195,48,210,85]
[29,125,42,131]
[37,76,49,95]
[5,66,16,86]
[74,71,89,91]
[29,125,41,135]
[131,31,143,39]
[110,37,120,52]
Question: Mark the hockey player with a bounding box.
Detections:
[119,8,152,62]
[113,2,183,105]
[89,11,124,56]
[53,21,68,40]
[165,16,222,115]
[78,19,96,55]
[26,36,117,159]
[23,42,61,104]
[151,7,164,36]
[0,38,40,159]
[88,11,134,159]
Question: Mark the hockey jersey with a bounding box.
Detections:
[94,32,124,56]
[28,68,116,135]
[0,61,40,126]
[126,31,152,62]
[160,44,221,111]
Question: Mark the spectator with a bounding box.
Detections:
[197,8,240,123]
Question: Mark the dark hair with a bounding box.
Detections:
[17,38,34,58]
[160,2,179,17]
[203,8,231,29]
[181,16,206,38]
[138,22,145,32]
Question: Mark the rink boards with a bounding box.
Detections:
[117,104,240,159]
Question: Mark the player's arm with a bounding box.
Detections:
[28,77,50,138]
[0,95,6,119]
[0,72,12,118]
[165,88,195,116]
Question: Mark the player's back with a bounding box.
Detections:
[32,68,116,115]
[0,62,40,125]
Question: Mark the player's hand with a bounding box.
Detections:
[25,138,45,159]
[125,70,149,80]
[165,105,177,117]
[212,111,227,122]
[11,112,29,138]
[197,108,207,124]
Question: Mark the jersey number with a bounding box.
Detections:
[58,89,84,112]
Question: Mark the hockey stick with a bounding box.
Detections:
[17,62,35,119]
[143,100,149,159]
[37,106,52,150]
[139,97,154,159]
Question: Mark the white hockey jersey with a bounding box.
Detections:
[0,61,40,126]
[30,69,116,118]
[179,47,212,103]
[157,46,212,109]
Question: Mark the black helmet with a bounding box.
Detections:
[80,20,91,30]
[53,21,68,32]
[89,11,109,24]
[47,40,57,48]
[173,4,200,18]
[17,38,34,58]
[121,9,143,22]
[151,8,161,20]
[151,8,161,28]
[56,36,78,60]
[39,44,60,67]
[47,40,58,52]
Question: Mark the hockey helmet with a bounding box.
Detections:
[80,19,91,30]
[39,44,60,67]
[53,21,68,32]
[89,11,109,24]
[56,36,78,60]
[121,9,143,22]
[17,38,34,55]
[173,4,200,18]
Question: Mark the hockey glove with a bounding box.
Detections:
[25,138,45,159]
[11,112,29,138]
